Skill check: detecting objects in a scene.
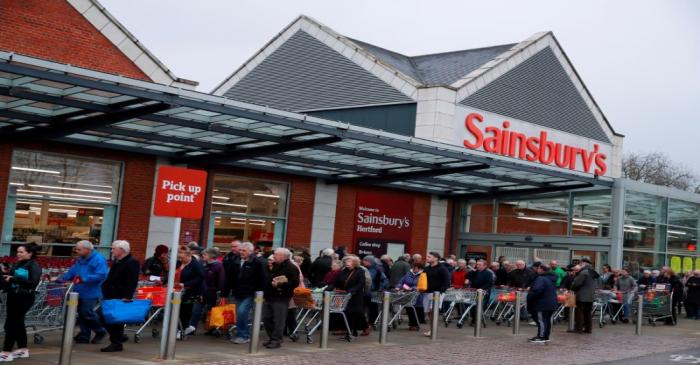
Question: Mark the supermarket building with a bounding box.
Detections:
[0,1,698,274]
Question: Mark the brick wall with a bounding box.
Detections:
[0,0,149,80]
[0,142,156,261]
[333,185,431,255]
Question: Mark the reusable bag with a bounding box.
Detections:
[564,293,577,308]
[207,304,236,329]
[102,299,152,325]
[417,272,428,292]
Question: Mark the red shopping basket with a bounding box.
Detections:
[135,286,167,307]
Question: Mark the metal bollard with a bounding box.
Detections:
[430,292,440,341]
[249,291,264,354]
[474,289,484,338]
[164,291,182,360]
[59,292,79,365]
[568,306,576,332]
[512,291,521,335]
[320,291,330,349]
[379,291,390,345]
[635,294,643,336]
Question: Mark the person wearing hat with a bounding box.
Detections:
[142,244,169,282]
[570,259,599,334]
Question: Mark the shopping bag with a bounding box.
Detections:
[564,293,576,308]
[102,299,152,325]
[207,304,236,328]
[417,272,428,292]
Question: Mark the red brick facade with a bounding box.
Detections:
[0,143,156,261]
[0,0,150,81]
[333,185,431,256]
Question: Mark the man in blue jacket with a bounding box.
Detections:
[61,240,109,344]
[526,262,558,344]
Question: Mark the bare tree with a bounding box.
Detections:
[622,151,699,192]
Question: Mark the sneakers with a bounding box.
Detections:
[232,337,250,344]
[0,352,12,362]
[11,349,28,358]
[528,337,547,344]
[184,326,196,336]
[528,321,537,326]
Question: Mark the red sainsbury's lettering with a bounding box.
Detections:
[462,112,608,176]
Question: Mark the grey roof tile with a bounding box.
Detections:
[459,47,611,143]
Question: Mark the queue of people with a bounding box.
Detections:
[1,238,699,361]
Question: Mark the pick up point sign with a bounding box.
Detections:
[153,166,208,219]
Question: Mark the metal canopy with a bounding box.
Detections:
[0,52,613,199]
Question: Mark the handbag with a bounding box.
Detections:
[102,299,152,325]
[564,293,576,308]
[417,272,428,292]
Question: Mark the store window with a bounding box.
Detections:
[496,195,568,235]
[666,199,699,253]
[623,250,665,274]
[2,150,122,256]
[571,191,611,237]
[209,175,288,252]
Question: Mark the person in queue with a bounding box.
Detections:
[61,240,109,344]
[685,270,700,320]
[262,248,299,349]
[614,269,637,323]
[508,260,535,289]
[570,259,598,334]
[492,261,509,286]
[637,270,654,290]
[309,248,333,288]
[466,259,494,326]
[661,269,684,324]
[422,252,450,337]
[380,255,393,278]
[324,260,343,286]
[362,255,388,333]
[221,239,241,298]
[286,250,305,339]
[396,262,425,330]
[0,243,41,361]
[599,264,614,289]
[99,240,140,352]
[328,255,366,337]
[452,259,468,289]
[527,262,557,344]
[190,247,225,335]
[142,244,168,281]
[550,260,566,288]
[229,242,266,344]
[176,245,205,338]
[389,254,411,288]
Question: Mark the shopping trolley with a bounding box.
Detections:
[125,284,169,342]
[288,288,318,342]
[632,289,675,326]
[592,290,614,328]
[304,292,352,343]
[371,291,420,330]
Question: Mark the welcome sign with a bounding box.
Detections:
[353,191,413,257]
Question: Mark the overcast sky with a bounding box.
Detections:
[102,0,700,174]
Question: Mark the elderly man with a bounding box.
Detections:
[309,248,334,288]
[508,260,535,288]
[99,240,140,352]
[491,262,508,286]
[262,248,299,349]
[390,254,411,288]
[230,242,266,344]
[61,240,109,344]
[570,260,599,333]
[222,239,241,297]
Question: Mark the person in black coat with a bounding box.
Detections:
[230,242,266,343]
[466,260,494,326]
[0,243,41,361]
[508,260,535,288]
[327,255,366,337]
[99,240,140,352]
[221,240,241,298]
[262,248,299,349]
[422,252,450,337]
[309,249,333,288]
[176,245,205,339]
[527,263,558,343]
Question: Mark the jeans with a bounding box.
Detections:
[77,298,106,341]
[235,296,254,340]
[190,302,214,331]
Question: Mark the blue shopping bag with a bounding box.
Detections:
[102,299,152,325]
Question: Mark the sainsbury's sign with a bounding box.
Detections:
[454,107,612,177]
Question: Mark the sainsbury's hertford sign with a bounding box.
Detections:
[353,191,413,257]
[454,106,612,177]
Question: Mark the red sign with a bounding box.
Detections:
[463,112,608,176]
[153,166,208,219]
[353,191,413,256]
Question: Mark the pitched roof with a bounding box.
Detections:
[350,39,516,86]
[66,0,198,88]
